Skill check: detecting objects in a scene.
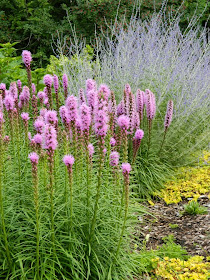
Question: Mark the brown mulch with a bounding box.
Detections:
[134,195,210,257]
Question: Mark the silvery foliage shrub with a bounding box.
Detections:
[55,11,209,165]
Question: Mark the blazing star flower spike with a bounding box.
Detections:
[53,75,59,92]
[117,115,130,130]
[65,95,78,123]
[86,79,97,94]
[22,50,32,68]
[43,74,53,88]
[21,112,30,121]
[121,163,132,175]
[34,119,45,134]
[62,74,68,91]
[134,129,144,140]
[164,100,173,129]
[110,151,120,167]
[98,84,111,101]
[45,110,58,126]
[110,137,116,147]
[33,134,42,145]
[4,95,14,111]
[63,155,75,167]
[28,152,39,164]
[42,124,58,151]
[80,103,91,132]
[88,143,94,157]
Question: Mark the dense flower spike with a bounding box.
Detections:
[63,155,75,167]
[59,106,70,129]
[22,50,32,68]
[98,84,111,101]
[37,91,45,105]
[45,110,58,127]
[110,151,120,167]
[17,80,22,94]
[34,119,45,134]
[19,86,30,108]
[0,112,4,133]
[121,163,132,175]
[117,115,130,131]
[110,137,116,147]
[32,83,36,94]
[9,82,18,100]
[132,129,144,163]
[164,100,173,130]
[79,88,86,105]
[4,95,14,111]
[86,79,97,94]
[28,152,39,165]
[21,112,30,122]
[117,100,125,116]
[62,74,68,99]
[95,106,108,137]
[42,124,58,151]
[43,75,53,88]
[33,133,42,145]
[80,104,91,134]
[65,95,78,123]
[136,89,144,122]
[145,89,156,120]
[53,74,59,111]
[32,95,38,120]
[88,143,94,157]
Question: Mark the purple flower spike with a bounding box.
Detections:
[33,133,42,145]
[34,118,45,134]
[145,89,156,120]
[164,100,173,130]
[42,124,58,151]
[121,163,132,175]
[62,74,68,91]
[59,106,70,128]
[136,89,144,121]
[32,83,36,94]
[43,74,53,88]
[65,95,78,123]
[95,109,108,137]
[110,137,116,147]
[4,95,14,111]
[134,129,144,140]
[21,112,30,121]
[0,83,6,91]
[86,79,97,94]
[22,50,32,68]
[17,80,22,93]
[88,143,94,157]
[117,115,130,131]
[28,152,39,164]
[53,75,59,93]
[80,103,91,132]
[79,88,86,105]
[63,154,75,167]
[110,151,120,167]
[45,110,58,126]
[98,84,111,101]
[9,82,18,100]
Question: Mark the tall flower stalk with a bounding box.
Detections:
[22,50,32,97]
[159,100,174,155]
[28,152,40,280]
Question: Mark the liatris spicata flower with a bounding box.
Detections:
[53,74,59,112]
[32,83,36,94]
[117,115,130,131]
[164,100,173,130]
[86,79,97,94]
[132,129,144,163]
[98,84,111,101]
[131,111,140,132]
[29,152,39,165]
[110,151,120,167]
[3,135,10,145]
[22,50,32,96]
[40,108,47,118]
[42,124,58,151]
[22,50,32,68]
[88,143,94,159]
[45,110,58,127]
[0,112,4,134]
[110,137,116,147]
[117,100,125,116]
[21,112,30,126]
[4,95,14,111]
[37,91,45,105]
[33,133,42,147]
[159,100,174,155]
[9,82,18,100]
[59,106,70,131]
[108,91,117,134]
[117,115,130,161]
[136,89,144,123]
[121,162,132,176]
[34,119,45,134]
[17,80,22,95]
[80,103,91,142]
[19,86,30,109]
[62,74,68,100]
[95,108,108,138]
[123,84,131,115]
[79,88,86,105]
[43,75,53,108]
[63,154,74,169]
[145,89,156,121]
[32,94,38,121]
[65,95,78,124]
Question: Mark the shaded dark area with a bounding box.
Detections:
[0,0,209,67]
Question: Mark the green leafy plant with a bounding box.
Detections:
[183,201,208,215]
[169,223,179,229]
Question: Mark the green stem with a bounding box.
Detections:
[0,140,12,268]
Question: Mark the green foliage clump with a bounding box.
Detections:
[183,201,208,215]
